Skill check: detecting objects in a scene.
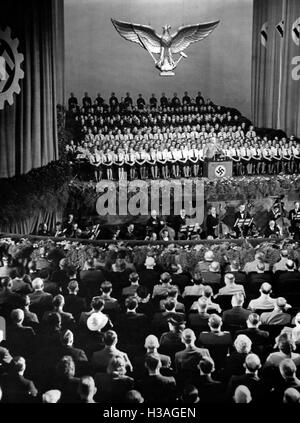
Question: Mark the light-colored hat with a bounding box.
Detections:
[87,312,108,332]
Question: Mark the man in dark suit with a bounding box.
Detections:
[260,297,292,325]
[57,329,88,363]
[116,297,148,345]
[43,294,75,329]
[246,262,273,295]
[198,314,232,371]
[79,259,105,300]
[235,313,270,352]
[152,299,185,333]
[68,92,78,110]
[139,257,160,294]
[6,309,36,358]
[234,204,251,237]
[137,354,177,402]
[288,201,300,240]
[175,328,210,374]
[277,260,300,294]
[222,293,251,328]
[64,280,87,322]
[172,209,187,239]
[0,277,22,318]
[187,356,225,403]
[188,298,210,333]
[226,353,265,403]
[146,210,165,236]
[1,356,38,403]
[225,260,247,286]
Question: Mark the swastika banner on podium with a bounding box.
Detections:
[204,161,233,180]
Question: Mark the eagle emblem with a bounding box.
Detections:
[111,18,220,76]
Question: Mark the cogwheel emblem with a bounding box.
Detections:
[0,27,24,110]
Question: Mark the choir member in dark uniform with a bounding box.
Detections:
[109,92,119,110]
[68,93,78,110]
[182,91,191,105]
[82,92,92,109]
[160,92,168,108]
[206,207,219,239]
[195,91,204,107]
[149,94,158,109]
[137,94,146,110]
[171,93,181,108]
[124,92,133,109]
[95,93,104,107]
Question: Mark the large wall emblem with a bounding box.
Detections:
[112,18,219,76]
[0,27,24,110]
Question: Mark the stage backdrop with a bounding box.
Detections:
[252,0,300,137]
[65,0,253,117]
[0,0,64,178]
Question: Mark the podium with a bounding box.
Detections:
[203,161,233,179]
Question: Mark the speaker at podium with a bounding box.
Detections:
[203,161,233,180]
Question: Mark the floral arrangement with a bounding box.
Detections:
[1,236,298,273]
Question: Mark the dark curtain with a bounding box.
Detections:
[252,0,300,137]
[0,0,64,178]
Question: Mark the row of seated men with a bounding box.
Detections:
[0,271,300,403]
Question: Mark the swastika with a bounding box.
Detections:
[215,165,226,177]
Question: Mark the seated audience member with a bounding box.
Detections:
[1,356,38,403]
[79,258,104,300]
[197,251,216,272]
[37,312,62,350]
[273,358,300,399]
[276,259,300,293]
[58,329,88,363]
[42,389,61,403]
[175,328,210,374]
[50,258,70,293]
[152,272,176,299]
[152,298,185,332]
[43,294,75,328]
[125,389,144,403]
[78,376,97,403]
[137,354,177,403]
[198,314,232,371]
[28,278,53,318]
[138,257,160,294]
[201,261,222,289]
[0,346,12,377]
[39,268,60,295]
[190,286,221,313]
[0,277,22,317]
[283,387,300,403]
[11,267,32,294]
[224,335,252,380]
[159,317,186,357]
[6,309,36,357]
[224,260,246,285]
[235,313,270,351]
[233,385,252,403]
[20,295,39,328]
[99,281,120,314]
[272,249,290,273]
[188,298,210,332]
[169,264,190,293]
[186,356,225,403]
[246,262,273,294]
[243,252,270,274]
[217,274,245,296]
[136,286,155,319]
[79,297,112,329]
[159,286,185,312]
[226,353,264,403]
[53,356,80,403]
[179,385,200,403]
[91,330,133,372]
[122,273,140,297]
[182,277,204,298]
[248,282,277,311]
[64,280,87,322]
[144,335,172,371]
[94,356,134,403]
[265,333,300,368]
[117,297,147,344]
[0,256,11,278]
[222,293,251,328]
[260,297,291,325]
